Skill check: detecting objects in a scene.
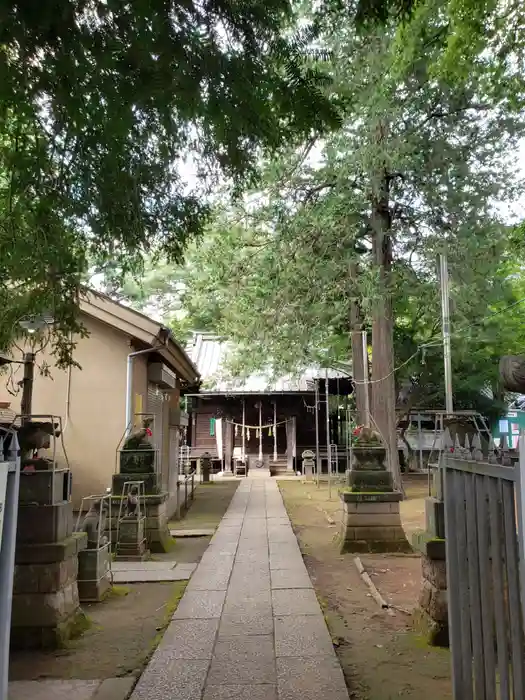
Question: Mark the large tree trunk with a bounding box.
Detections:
[350,263,368,426]
[370,173,402,492]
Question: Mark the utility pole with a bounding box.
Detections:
[326,369,332,499]
[361,331,370,427]
[315,380,320,487]
[20,352,35,425]
[439,254,453,414]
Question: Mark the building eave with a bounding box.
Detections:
[80,289,200,384]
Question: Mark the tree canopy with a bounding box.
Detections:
[0,0,340,364]
[108,9,525,484]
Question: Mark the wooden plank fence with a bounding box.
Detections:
[442,429,525,699]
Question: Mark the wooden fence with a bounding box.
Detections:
[443,431,525,699]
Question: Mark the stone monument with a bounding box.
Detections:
[11,418,88,649]
[302,449,315,482]
[115,482,149,561]
[76,496,112,602]
[112,416,173,552]
[201,451,212,483]
[339,426,410,553]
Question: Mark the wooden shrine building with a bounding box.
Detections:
[185,333,353,475]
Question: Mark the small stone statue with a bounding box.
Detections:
[80,499,108,548]
[120,418,155,474]
[125,486,140,517]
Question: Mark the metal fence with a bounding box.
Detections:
[443,430,525,699]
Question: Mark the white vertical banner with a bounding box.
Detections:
[215,418,223,463]
[0,462,8,547]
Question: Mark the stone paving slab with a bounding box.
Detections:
[272,588,322,616]
[157,618,219,659]
[111,563,196,583]
[170,528,216,537]
[111,561,176,571]
[9,680,102,700]
[270,567,313,589]
[131,659,209,700]
[276,656,348,700]
[274,615,335,657]
[186,566,232,591]
[173,589,226,619]
[128,478,349,700]
[92,678,137,700]
[207,636,275,685]
[202,684,278,700]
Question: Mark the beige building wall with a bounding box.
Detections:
[0,315,152,507]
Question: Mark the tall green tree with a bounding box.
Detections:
[0,0,340,364]
[164,14,525,486]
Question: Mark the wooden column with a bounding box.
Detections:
[224,418,233,473]
[286,417,296,472]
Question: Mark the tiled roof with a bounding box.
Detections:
[186,332,349,393]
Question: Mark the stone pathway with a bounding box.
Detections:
[129,478,349,700]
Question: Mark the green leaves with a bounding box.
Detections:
[0,0,341,363]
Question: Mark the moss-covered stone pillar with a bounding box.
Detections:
[339,439,410,553]
[412,487,448,647]
[12,470,88,649]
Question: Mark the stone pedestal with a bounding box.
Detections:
[111,474,174,553]
[412,497,449,647]
[339,491,411,553]
[109,491,173,553]
[77,546,112,602]
[115,516,148,560]
[112,472,160,496]
[12,471,88,649]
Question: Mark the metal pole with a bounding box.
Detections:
[20,352,35,425]
[258,401,262,462]
[315,380,320,487]
[326,369,332,499]
[0,433,20,700]
[273,401,277,462]
[242,399,246,460]
[417,413,423,472]
[439,253,454,414]
[361,331,370,427]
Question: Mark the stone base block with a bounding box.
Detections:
[412,530,449,648]
[19,469,71,506]
[119,517,145,544]
[16,502,74,545]
[339,489,410,554]
[10,608,90,650]
[110,491,174,553]
[16,532,87,565]
[11,580,81,629]
[78,546,112,602]
[425,497,445,540]
[112,472,160,496]
[78,576,112,603]
[340,538,413,554]
[413,607,449,647]
[14,555,78,594]
[347,469,394,492]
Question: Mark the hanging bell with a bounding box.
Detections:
[235,424,239,437]
[269,427,273,437]
[256,428,260,439]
